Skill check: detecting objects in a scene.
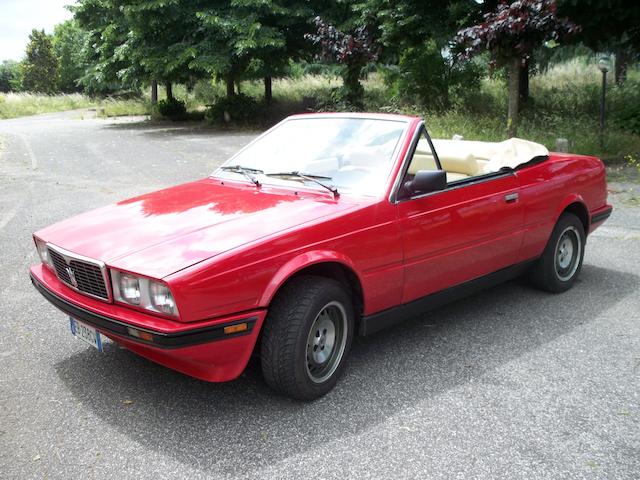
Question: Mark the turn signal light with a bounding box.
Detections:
[223,323,248,335]
[127,327,154,342]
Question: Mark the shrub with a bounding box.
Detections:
[611,79,640,135]
[0,60,22,92]
[156,97,187,119]
[613,101,640,135]
[192,80,223,104]
[205,94,265,125]
[299,62,341,77]
[387,41,482,110]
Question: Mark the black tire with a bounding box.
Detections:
[260,275,354,400]
[529,212,586,293]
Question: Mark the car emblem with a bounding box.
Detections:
[65,266,78,288]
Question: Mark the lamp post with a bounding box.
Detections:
[597,56,611,148]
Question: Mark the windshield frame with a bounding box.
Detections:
[211,114,412,198]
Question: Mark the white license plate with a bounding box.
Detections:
[69,317,104,352]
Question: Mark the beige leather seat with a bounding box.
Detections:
[408,137,549,184]
[444,171,471,182]
[436,150,482,177]
[408,139,480,182]
[432,138,549,174]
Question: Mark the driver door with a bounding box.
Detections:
[397,128,524,304]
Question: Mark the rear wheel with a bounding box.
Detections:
[260,275,354,400]
[529,212,586,293]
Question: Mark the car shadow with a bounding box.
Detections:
[55,264,638,476]
[102,120,261,139]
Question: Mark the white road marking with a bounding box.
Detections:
[0,204,19,230]
[17,133,38,170]
[591,225,640,240]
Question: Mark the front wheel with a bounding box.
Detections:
[529,212,586,293]
[260,275,354,400]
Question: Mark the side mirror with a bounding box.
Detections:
[404,170,447,196]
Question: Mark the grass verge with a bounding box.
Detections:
[0,93,95,119]
[0,92,153,120]
[96,98,151,117]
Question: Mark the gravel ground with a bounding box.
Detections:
[1,110,638,480]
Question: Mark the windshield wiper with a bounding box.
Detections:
[220,165,263,187]
[265,171,339,196]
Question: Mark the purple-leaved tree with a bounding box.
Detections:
[455,0,579,137]
[305,17,378,109]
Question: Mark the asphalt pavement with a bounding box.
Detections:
[0,110,638,479]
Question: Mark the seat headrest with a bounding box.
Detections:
[407,153,438,175]
[439,153,479,176]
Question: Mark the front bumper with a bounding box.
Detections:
[30,264,266,382]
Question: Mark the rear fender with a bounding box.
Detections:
[555,193,589,230]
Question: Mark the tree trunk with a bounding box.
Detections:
[507,57,521,138]
[343,64,364,110]
[165,81,173,101]
[151,80,158,104]
[264,76,272,105]
[519,58,529,105]
[615,48,630,86]
[236,81,242,94]
[225,77,235,99]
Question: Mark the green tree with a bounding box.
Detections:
[21,29,58,93]
[0,60,22,92]
[558,0,640,85]
[74,0,316,102]
[356,0,477,54]
[247,0,314,103]
[118,0,202,100]
[193,0,309,100]
[52,19,89,92]
[354,0,481,107]
[73,0,133,94]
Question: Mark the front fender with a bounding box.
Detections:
[258,250,361,307]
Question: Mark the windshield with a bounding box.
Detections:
[214,117,407,195]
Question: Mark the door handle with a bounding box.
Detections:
[504,192,519,203]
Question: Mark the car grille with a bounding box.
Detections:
[48,246,110,301]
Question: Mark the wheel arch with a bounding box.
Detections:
[259,251,365,322]
[557,195,589,234]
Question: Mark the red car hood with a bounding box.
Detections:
[36,178,359,278]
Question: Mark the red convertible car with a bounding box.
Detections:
[30,113,612,400]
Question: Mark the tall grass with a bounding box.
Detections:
[190,75,343,105]
[0,92,95,119]
[96,98,151,117]
[419,111,640,162]
[0,92,153,119]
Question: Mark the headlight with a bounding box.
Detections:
[111,270,179,317]
[149,282,177,315]
[34,237,53,269]
[119,273,141,305]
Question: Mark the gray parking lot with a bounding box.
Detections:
[1,111,639,479]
